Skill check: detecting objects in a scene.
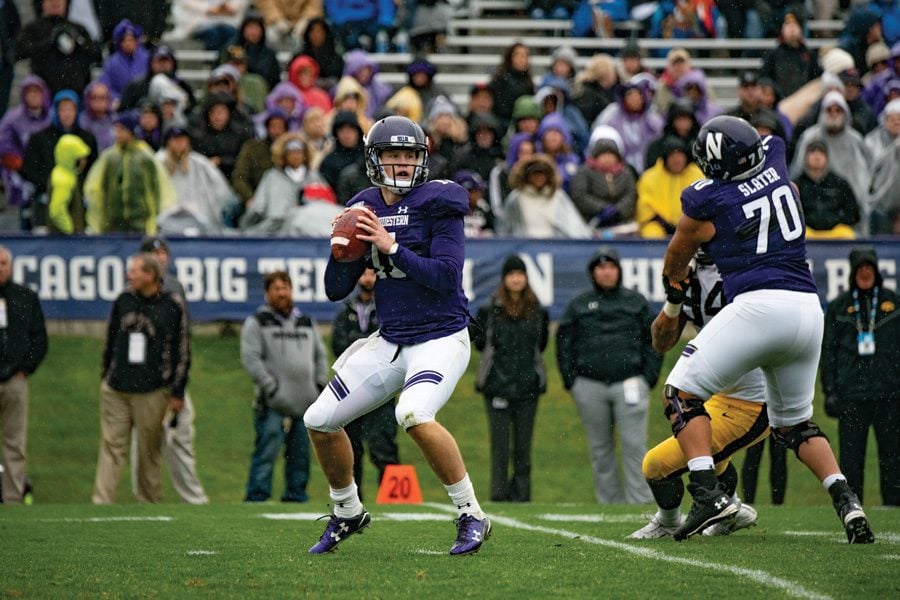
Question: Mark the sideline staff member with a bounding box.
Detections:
[0,245,48,503]
[93,253,190,504]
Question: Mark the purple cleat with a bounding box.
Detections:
[308,510,371,554]
[450,514,491,555]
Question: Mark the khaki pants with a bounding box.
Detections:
[92,382,168,504]
[1,376,28,504]
[130,392,209,504]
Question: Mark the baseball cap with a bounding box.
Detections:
[140,235,169,252]
[838,68,862,87]
[152,45,175,60]
[163,126,190,144]
[667,48,690,64]
[739,71,759,86]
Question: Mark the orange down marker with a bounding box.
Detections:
[375,464,423,504]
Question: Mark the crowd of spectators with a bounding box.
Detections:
[0,0,898,239]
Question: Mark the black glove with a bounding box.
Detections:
[662,272,692,304]
[824,394,841,418]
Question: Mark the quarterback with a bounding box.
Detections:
[303,116,490,555]
[659,116,874,543]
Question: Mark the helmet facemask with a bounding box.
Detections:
[365,143,430,195]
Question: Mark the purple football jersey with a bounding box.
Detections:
[325,180,471,345]
[680,135,817,302]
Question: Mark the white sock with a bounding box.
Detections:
[822,473,846,491]
[687,456,715,471]
[656,507,681,527]
[331,483,363,518]
[731,494,743,508]
[444,473,484,519]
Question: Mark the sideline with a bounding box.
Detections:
[424,503,830,600]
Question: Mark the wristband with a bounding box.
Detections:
[663,301,683,318]
[387,242,399,255]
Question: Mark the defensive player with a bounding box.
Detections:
[304,116,491,555]
[630,253,765,539]
[660,116,874,543]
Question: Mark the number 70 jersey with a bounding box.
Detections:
[680,134,817,303]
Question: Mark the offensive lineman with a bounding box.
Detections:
[304,116,491,555]
[659,116,874,543]
[630,253,764,539]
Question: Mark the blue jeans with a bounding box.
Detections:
[245,405,310,502]
[192,24,237,51]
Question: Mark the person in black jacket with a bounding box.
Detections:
[331,269,399,501]
[92,253,190,504]
[792,140,860,239]
[15,0,101,96]
[119,45,197,113]
[319,110,364,196]
[556,246,661,504]
[222,12,281,91]
[0,246,48,504]
[472,255,549,502]
[190,92,253,181]
[487,42,535,132]
[821,247,900,506]
[0,0,21,118]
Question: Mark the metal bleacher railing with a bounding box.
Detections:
[172,10,845,111]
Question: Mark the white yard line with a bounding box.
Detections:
[260,512,331,520]
[538,513,645,523]
[413,549,446,556]
[186,550,218,556]
[424,503,830,600]
[784,530,900,544]
[9,516,175,523]
[259,512,452,522]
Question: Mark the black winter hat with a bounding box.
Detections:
[502,255,527,277]
[588,245,620,272]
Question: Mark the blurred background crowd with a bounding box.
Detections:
[0,0,898,240]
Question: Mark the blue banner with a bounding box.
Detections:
[2,236,897,322]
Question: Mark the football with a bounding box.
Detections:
[330,205,372,262]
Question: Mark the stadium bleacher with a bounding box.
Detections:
[0,0,849,232]
[167,10,844,113]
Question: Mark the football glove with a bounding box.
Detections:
[662,272,693,305]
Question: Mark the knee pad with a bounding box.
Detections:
[303,399,340,433]
[394,398,436,431]
[663,384,709,437]
[771,420,828,458]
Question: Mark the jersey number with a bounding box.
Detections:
[741,184,803,254]
[370,233,407,280]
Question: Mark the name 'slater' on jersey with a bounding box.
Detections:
[680,135,817,303]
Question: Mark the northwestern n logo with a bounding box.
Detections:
[706,133,723,161]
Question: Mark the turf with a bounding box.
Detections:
[4,333,897,598]
[0,502,897,598]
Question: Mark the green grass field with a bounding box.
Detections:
[2,334,898,598]
[1,502,898,598]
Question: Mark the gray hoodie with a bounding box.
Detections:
[240,304,328,417]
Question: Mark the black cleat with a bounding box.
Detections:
[831,485,874,544]
[673,483,738,541]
